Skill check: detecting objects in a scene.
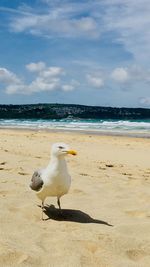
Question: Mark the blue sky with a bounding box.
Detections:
[0,0,150,107]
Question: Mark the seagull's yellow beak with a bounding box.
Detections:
[67,150,77,156]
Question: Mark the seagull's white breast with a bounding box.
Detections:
[36,157,71,200]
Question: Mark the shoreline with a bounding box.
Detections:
[0,126,150,139]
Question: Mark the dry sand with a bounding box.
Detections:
[0,129,150,267]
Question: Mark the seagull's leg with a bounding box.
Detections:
[41,200,45,220]
[57,197,61,210]
[57,197,64,216]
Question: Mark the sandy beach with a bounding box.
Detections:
[0,129,150,267]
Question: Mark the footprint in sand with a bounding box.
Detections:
[0,162,8,171]
[0,190,8,197]
[142,175,150,181]
[105,164,114,168]
[122,172,132,176]
[0,162,7,165]
[126,249,147,261]
[0,162,11,171]
[79,173,88,176]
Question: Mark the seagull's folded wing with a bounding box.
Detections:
[30,170,44,191]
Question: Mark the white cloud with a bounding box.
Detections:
[87,74,104,88]
[41,67,64,78]
[27,77,60,93]
[2,0,150,65]
[1,0,150,64]
[1,62,77,95]
[26,62,46,72]
[111,65,150,85]
[111,68,129,83]
[6,1,100,39]
[6,84,26,94]
[62,84,74,92]
[0,68,21,84]
[73,17,98,38]
[11,15,38,32]
[11,15,99,39]
[101,0,150,63]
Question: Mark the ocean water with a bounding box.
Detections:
[0,118,150,137]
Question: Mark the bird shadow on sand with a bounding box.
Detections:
[42,205,113,226]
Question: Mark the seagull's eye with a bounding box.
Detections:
[58,146,64,149]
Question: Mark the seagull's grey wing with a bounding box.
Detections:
[30,170,44,191]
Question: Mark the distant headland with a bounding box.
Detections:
[0,103,150,120]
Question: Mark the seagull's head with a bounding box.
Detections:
[51,143,77,157]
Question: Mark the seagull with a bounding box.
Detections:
[29,143,77,220]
